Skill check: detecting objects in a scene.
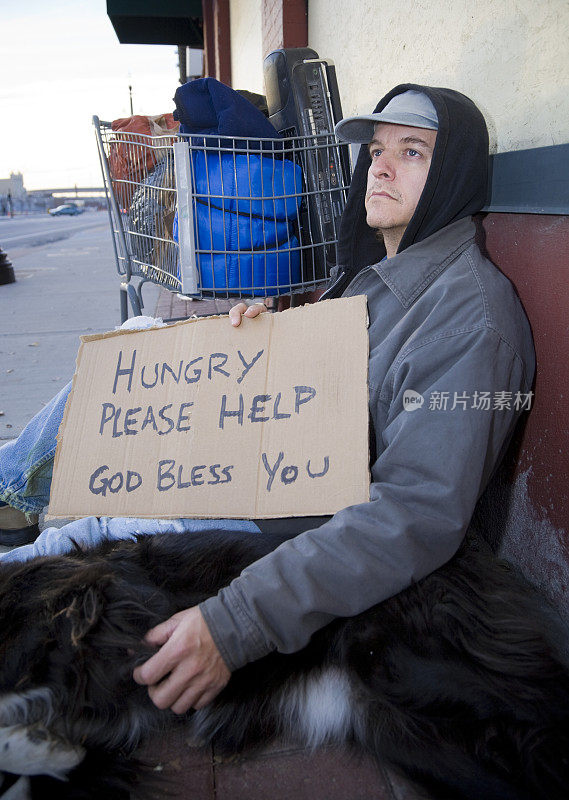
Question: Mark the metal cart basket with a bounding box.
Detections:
[93,116,351,322]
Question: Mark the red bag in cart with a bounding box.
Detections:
[109,114,179,208]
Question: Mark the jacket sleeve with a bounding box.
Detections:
[200,327,532,671]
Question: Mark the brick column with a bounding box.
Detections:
[202,0,232,85]
[262,2,316,307]
[262,0,307,56]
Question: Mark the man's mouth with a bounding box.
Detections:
[368,190,397,201]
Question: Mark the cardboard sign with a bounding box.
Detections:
[48,296,370,520]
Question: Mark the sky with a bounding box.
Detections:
[1,0,183,190]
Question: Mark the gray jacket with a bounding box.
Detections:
[200,216,535,671]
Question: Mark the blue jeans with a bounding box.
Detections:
[0,381,259,562]
[0,382,70,516]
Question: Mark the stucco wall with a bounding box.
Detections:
[229,0,265,94]
[308,0,569,153]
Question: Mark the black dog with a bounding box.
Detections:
[0,529,568,799]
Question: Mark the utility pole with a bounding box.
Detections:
[177,45,187,84]
[129,85,133,115]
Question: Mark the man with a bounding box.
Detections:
[129,86,535,712]
[0,85,534,718]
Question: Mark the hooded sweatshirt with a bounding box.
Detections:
[200,85,535,671]
[330,83,491,292]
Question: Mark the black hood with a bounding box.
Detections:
[335,84,489,276]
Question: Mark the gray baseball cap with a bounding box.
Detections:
[335,90,438,144]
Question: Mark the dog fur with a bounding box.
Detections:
[0,528,568,799]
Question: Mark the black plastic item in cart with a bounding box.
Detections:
[263,48,352,280]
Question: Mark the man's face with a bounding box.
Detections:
[365,122,437,242]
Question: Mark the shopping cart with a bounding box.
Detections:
[93,116,351,322]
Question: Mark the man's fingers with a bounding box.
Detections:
[170,688,200,715]
[170,684,213,715]
[133,652,169,687]
[165,674,210,715]
[167,674,226,715]
[140,648,230,712]
[244,302,267,317]
[191,686,222,711]
[133,630,181,686]
[147,666,195,710]
[144,616,179,647]
[229,302,248,326]
[147,664,216,713]
[229,301,267,326]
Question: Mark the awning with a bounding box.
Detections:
[106,0,203,47]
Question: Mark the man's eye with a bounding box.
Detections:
[370,149,382,158]
[407,149,421,157]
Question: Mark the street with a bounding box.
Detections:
[0,211,108,249]
[0,215,159,439]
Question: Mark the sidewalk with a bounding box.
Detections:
[0,218,147,439]
[134,729,422,800]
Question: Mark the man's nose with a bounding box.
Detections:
[369,152,394,179]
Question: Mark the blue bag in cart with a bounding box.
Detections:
[173,149,302,295]
[173,78,303,295]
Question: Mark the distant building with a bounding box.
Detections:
[0,172,26,200]
[0,172,28,215]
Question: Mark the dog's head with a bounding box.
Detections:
[0,555,151,690]
[0,551,167,776]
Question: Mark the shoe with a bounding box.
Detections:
[0,504,40,546]
[0,523,40,546]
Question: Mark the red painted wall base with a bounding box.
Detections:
[477,213,569,617]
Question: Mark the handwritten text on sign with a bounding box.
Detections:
[91,347,327,496]
[48,297,370,520]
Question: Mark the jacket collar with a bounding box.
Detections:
[371,217,476,308]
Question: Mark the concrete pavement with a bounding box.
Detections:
[0,216,159,439]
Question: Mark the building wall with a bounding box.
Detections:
[478,213,569,618]
[308,0,569,153]
[229,0,264,93]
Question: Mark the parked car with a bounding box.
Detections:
[49,204,84,216]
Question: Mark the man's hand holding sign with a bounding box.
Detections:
[228,301,269,327]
